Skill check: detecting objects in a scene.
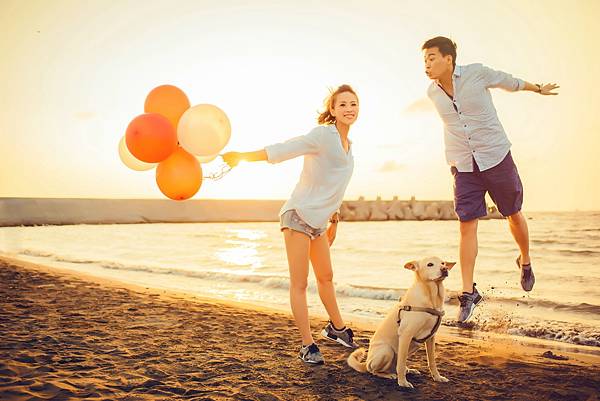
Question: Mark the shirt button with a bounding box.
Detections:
[464,125,467,127]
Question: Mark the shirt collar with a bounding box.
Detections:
[434,66,461,89]
[329,124,352,145]
[453,65,462,78]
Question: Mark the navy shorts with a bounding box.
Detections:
[451,152,523,222]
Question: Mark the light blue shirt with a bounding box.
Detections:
[427,63,525,172]
[264,125,354,229]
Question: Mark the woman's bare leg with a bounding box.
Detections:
[283,228,313,345]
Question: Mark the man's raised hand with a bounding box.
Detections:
[540,83,560,95]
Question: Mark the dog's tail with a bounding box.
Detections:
[347,348,368,373]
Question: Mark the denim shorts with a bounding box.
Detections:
[280,210,326,240]
[451,151,523,222]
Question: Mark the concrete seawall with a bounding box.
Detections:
[0,197,503,227]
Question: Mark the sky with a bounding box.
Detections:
[1,0,599,211]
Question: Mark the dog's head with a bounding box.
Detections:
[404,257,455,282]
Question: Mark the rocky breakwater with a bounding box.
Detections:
[340,196,503,221]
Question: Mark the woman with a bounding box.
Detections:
[222,85,359,364]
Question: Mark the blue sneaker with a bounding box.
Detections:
[457,284,483,323]
[516,257,535,292]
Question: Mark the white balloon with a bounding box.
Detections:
[118,136,156,171]
[177,104,231,157]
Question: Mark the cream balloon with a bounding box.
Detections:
[196,153,220,164]
[177,104,231,157]
[118,136,156,171]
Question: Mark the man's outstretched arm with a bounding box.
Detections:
[522,82,560,95]
[482,65,559,95]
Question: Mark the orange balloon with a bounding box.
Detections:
[156,147,203,201]
[126,113,177,163]
[118,135,156,171]
[144,85,191,129]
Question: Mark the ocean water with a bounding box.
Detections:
[1,212,599,349]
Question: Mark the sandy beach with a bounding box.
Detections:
[1,257,599,401]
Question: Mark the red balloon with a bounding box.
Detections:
[126,113,177,163]
[156,147,203,201]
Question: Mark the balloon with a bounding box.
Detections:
[196,152,220,164]
[144,85,190,129]
[118,136,156,171]
[126,113,177,163]
[178,104,231,157]
[156,147,202,200]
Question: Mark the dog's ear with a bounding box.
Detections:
[404,261,418,270]
[444,261,456,270]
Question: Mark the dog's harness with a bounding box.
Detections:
[396,305,444,343]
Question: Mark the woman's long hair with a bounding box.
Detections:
[317,84,358,125]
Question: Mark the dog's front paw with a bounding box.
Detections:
[432,374,449,383]
[406,368,421,375]
[375,372,397,380]
[397,378,414,389]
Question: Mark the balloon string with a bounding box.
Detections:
[203,163,232,181]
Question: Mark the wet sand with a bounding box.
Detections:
[1,258,599,400]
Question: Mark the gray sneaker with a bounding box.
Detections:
[320,321,358,348]
[457,284,483,323]
[298,343,324,364]
[516,257,535,292]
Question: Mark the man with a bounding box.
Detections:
[422,36,559,322]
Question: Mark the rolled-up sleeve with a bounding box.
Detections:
[480,64,525,92]
[264,129,322,164]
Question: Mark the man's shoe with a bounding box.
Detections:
[457,283,483,323]
[516,256,535,292]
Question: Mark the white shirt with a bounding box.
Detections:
[427,63,525,172]
[265,124,354,230]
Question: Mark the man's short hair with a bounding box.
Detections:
[422,36,457,68]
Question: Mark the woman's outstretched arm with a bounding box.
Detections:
[222,150,267,168]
